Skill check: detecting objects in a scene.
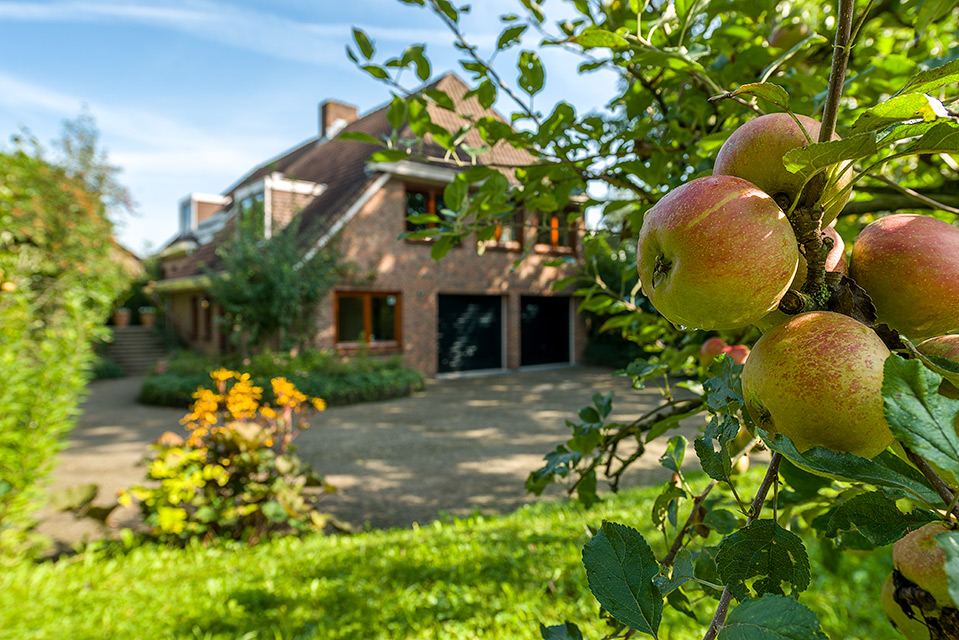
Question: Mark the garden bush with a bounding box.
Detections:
[121,369,332,545]
[139,349,425,408]
[0,142,129,554]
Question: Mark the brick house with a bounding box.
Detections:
[154,73,586,377]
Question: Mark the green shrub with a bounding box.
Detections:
[122,370,332,545]
[87,355,126,380]
[139,350,424,408]
[0,144,129,554]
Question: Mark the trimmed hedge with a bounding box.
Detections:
[139,350,425,408]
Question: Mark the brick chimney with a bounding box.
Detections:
[319,100,358,139]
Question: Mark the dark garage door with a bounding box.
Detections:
[437,295,503,373]
[521,296,570,366]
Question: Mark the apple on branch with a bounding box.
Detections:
[714,112,852,225]
[850,215,959,341]
[637,175,799,331]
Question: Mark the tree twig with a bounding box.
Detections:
[702,453,783,640]
[904,447,959,520]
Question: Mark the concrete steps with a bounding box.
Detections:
[103,326,167,375]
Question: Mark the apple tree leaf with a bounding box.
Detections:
[716,519,810,602]
[760,431,940,503]
[848,93,949,135]
[518,50,545,96]
[781,132,878,181]
[900,58,959,96]
[694,414,739,482]
[717,594,829,640]
[572,28,630,49]
[540,622,585,640]
[900,120,959,155]
[659,435,687,473]
[815,491,938,547]
[883,355,959,477]
[582,521,663,637]
[652,483,686,531]
[777,457,834,506]
[934,530,959,608]
[703,355,744,413]
[654,548,695,595]
[728,82,791,111]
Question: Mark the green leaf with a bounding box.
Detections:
[694,415,739,482]
[337,131,380,145]
[477,79,497,109]
[652,484,686,530]
[716,519,810,602]
[883,355,959,477]
[518,50,545,96]
[582,521,663,637]
[387,95,406,130]
[935,530,959,607]
[360,64,390,80]
[726,82,791,111]
[702,508,740,535]
[901,120,959,155]
[900,58,959,96]
[424,89,455,111]
[659,435,687,473]
[704,356,744,413]
[777,458,833,505]
[819,491,938,546]
[781,132,879,182]
[262,501,288,523]
[430,235,455,261]
[443,178,469,212]
[849,93,949,135]
[352,27,375,60]
[369,149,410,163]
[572,28,630,49]
[497,24,527,50]
[718,594,829,640]
[434,0,459,23]
[540,622,584,640]
[761,433,940,503]
[654,549,694,595]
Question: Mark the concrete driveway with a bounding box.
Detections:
[37,366,702,547]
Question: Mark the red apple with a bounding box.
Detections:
[724,344,750,365]
[741,311,894,458]
[714,113,852,225]
[637,175,799,330]
[699,336,730,368]
[849,215,959,341]
[894,523,956,610]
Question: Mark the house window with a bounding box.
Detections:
[335,291,401,348]
[534,211,574,252]
[491,211,523,249]
[238,191,265,236]
[179,199,193,233]
[405,187,445,234]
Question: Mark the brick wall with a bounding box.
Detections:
[271,189,318,234]
[314,178,586,376]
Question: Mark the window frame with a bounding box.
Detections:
[334,290,403,352]
[533,210,576,254]
[403,185,445,239]
[483,210,524,251]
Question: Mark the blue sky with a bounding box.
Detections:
[0,1,619,256]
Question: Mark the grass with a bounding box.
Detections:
[1,470,901,639]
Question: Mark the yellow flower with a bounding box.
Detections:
[210,368,237,382]
[260,405,277,419]
[310,397,327,412]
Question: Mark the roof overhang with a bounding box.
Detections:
[366,160,461,185]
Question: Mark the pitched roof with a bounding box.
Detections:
[161,73,534,281]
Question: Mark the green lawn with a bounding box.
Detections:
[1,473,900,639]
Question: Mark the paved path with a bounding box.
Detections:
[37,366,701,547]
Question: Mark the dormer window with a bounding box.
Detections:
[179,199,194,233]
[237,191,265,237]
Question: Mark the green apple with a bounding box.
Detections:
[714,113,852,225]
[768,21,812,50]
[916,335,959,400]
[637,175,799,330]
[894,523,956,609]
[849,215,959,341]
[741,311,894,457]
